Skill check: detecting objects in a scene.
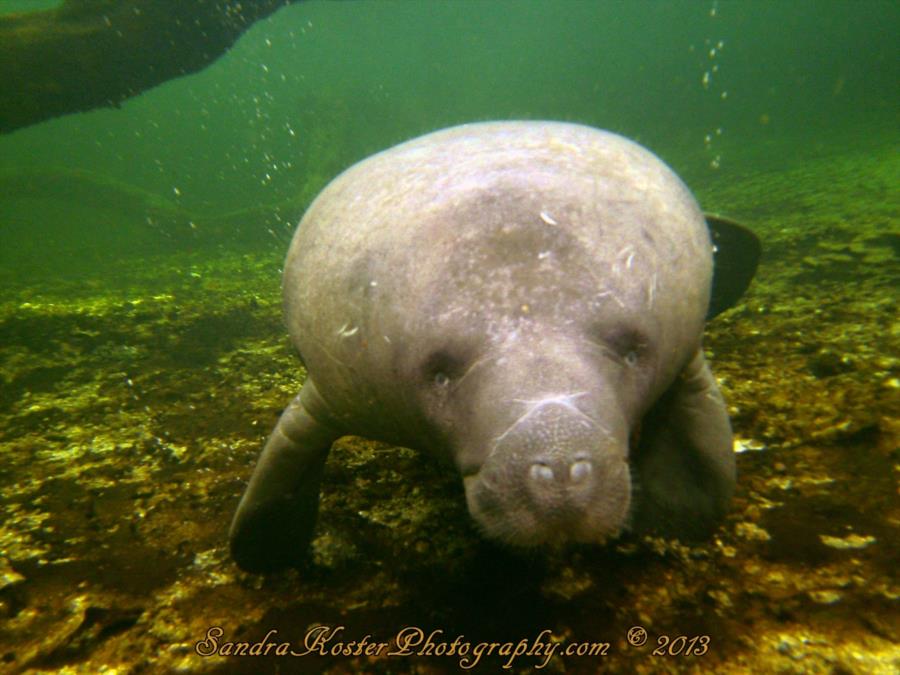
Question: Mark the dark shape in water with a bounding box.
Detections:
[0,0,304,134]
[706,214,762,319]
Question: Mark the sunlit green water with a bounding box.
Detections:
[1,0,896,263]
[0,0,62,15]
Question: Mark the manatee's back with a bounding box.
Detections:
[283,121,712,425]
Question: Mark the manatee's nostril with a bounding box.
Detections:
[569,460,592,483]
[530,462,555,482]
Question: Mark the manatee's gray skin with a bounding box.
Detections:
[230,121,751,573]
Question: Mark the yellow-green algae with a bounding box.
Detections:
[0,142,897,674]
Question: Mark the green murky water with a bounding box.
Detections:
[0,1,62,15]
[0,1,897,673]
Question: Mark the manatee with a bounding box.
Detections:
[229,120,760,572]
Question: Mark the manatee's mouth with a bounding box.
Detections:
[462,456,631,547]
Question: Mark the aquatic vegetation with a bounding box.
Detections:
[0,133,897,672]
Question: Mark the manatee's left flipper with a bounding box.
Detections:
[705,214,761,319]
[630,349,735,539]
[229,380,340,573]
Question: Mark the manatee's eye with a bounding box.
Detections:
[599,326,648,366]
[421,349,466,386]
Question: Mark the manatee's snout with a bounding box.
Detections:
[463,396,631,547]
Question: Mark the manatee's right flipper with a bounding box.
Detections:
[705,214,761,319]
[630,349,736,540]
[229,380,340,572]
